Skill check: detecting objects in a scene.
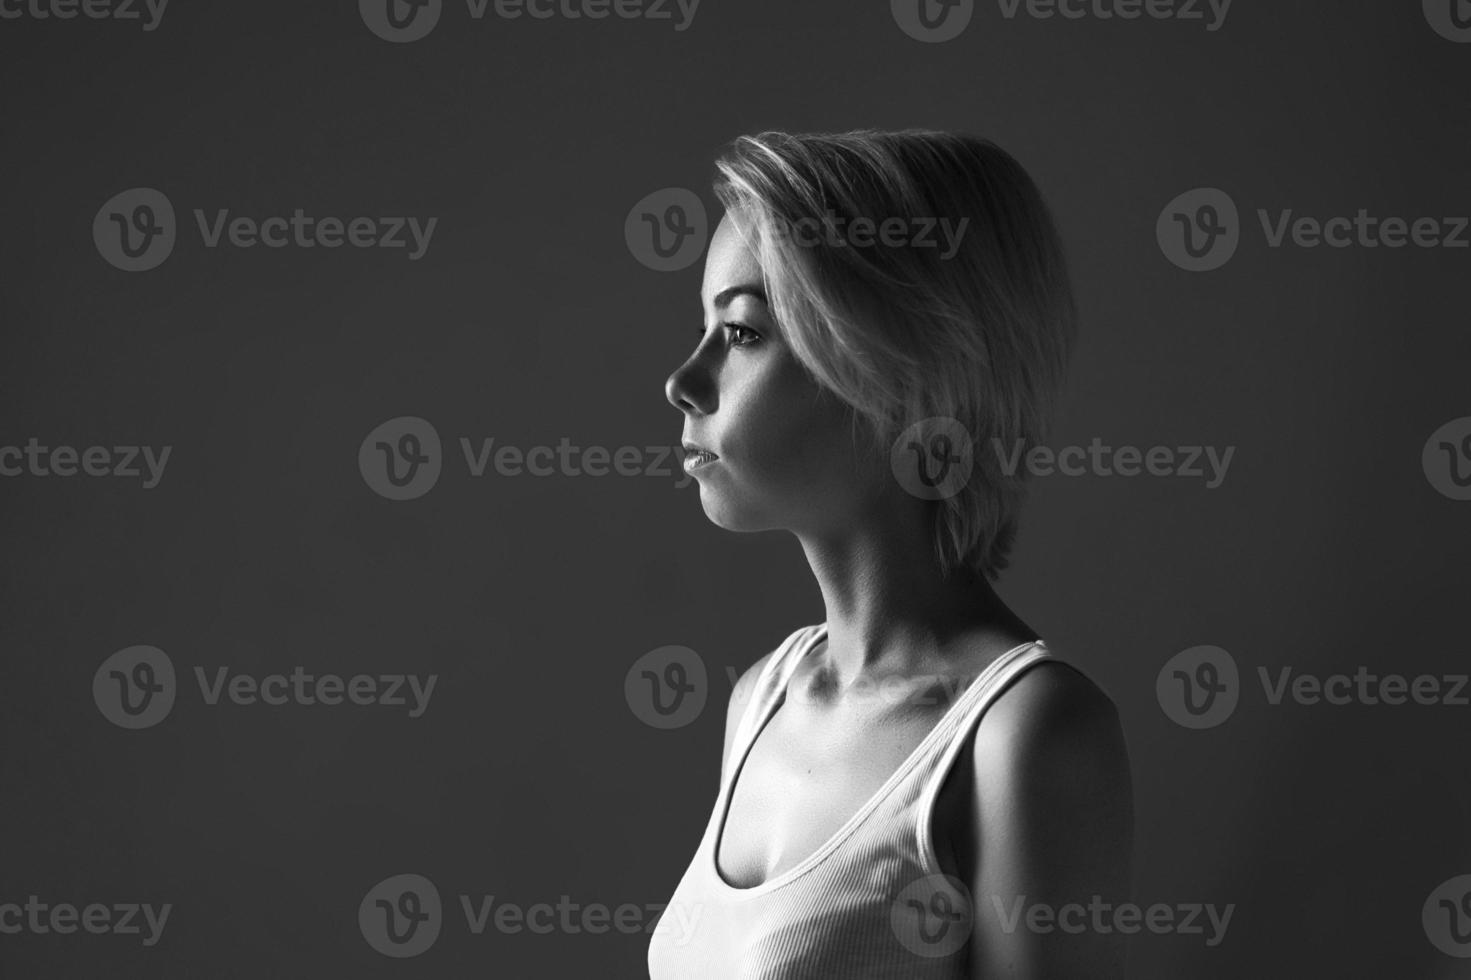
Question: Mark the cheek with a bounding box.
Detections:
[723,361,867,491]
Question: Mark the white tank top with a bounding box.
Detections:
[647,623,1052,978]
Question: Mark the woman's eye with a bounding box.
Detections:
[693,322,762,349]
[725,323,761,347]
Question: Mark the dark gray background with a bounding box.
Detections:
[2,1,1468,976]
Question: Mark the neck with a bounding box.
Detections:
[795,512,1031,687]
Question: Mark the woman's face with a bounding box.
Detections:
[665,212,883,534]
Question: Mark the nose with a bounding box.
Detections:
[665,350,716,416]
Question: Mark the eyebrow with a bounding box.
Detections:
[705,284,768,309]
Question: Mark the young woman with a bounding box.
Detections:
[649,130,1133,978]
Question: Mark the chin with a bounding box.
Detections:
[696,484,780,533]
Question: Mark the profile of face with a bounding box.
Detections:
[664,212,891,536]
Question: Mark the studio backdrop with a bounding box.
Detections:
[1,1,1468,977]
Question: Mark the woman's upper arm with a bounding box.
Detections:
[966,661,1135,980]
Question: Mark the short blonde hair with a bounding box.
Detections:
[713,129,1077,580]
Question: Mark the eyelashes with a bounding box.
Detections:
[727,323,762,347]
[694,322,763,348]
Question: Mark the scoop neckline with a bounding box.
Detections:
[708,624,1041,898]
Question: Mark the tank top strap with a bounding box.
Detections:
[727,624,825,770]
[927,640,1052,766]
[910,641,1054,866]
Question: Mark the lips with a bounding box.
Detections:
[682,441,719,468]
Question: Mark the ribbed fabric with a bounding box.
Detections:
[648,623,1052,979]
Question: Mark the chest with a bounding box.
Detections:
[715,695,976,889]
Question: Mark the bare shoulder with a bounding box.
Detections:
[966,655,1134,900]
[973,657,1130,784]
